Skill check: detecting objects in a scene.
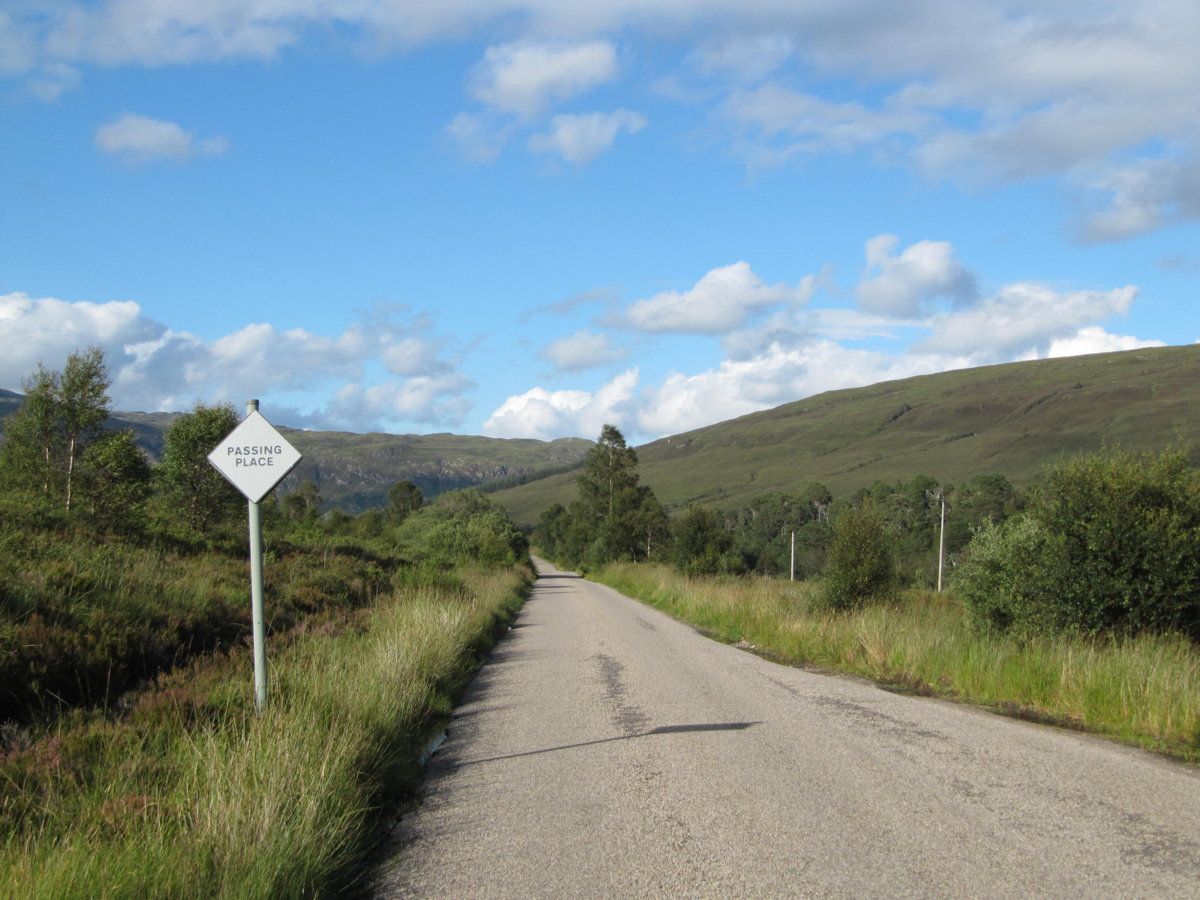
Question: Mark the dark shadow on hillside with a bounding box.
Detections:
[445,721,759,769]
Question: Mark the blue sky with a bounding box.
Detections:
[3,2,1199,444]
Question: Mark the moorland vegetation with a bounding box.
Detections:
[0,349,531,896]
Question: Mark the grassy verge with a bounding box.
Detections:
[1,563,529,898]
[593,562,1200,762]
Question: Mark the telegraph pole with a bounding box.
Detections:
[937,491,947,593]
[790,530,796,582]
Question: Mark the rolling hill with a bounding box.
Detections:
[0,389,591,512]
[491,344,1200,525]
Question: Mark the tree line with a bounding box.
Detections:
[534,423,1020,584]
[536,424,1200,642]
[0,348,523,561]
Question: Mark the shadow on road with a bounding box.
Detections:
[448,721,760,768]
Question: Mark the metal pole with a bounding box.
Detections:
[246,399,267,712]
[937,496,946,593]
[790,530,795,582]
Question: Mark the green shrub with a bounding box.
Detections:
[396,490,528,567]
[671,506,745,577]
[817,503,897,610]
[954,515,1069,634]
[956,448,1200,639]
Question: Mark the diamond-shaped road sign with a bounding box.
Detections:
[207,410,302,503]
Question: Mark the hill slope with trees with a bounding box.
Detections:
[0,388,591,512]
[494,345,1200,525]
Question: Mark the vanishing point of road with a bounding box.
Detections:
[375,558,1200,897]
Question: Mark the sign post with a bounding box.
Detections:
[207,400,302,712]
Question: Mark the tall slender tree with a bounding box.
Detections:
[58,347,111,511]
[0,364,61,497]
[570,424,666,564]
[577,424,640,523]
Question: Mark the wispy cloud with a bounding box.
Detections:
[540,330,625,373]
[95,113,228,164]
[529,109,645,164]
[469,40,618,119]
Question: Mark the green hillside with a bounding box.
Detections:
[0,390,591,512]
[492,345,1200,525]
[275,429,591,512]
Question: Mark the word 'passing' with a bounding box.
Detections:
[227,444,284,467]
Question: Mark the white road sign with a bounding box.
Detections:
[207,410,302,503]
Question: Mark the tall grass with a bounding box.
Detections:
[595,562,1200,762]
[0,565,529,898]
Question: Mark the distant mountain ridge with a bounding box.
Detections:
[491,344,1200,525]
[0,390,592,512]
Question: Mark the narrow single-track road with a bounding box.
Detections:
[375,559,1200,897]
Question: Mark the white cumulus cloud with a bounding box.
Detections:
[529,109,645,164]
[469,40,618,119]
[95,113,228,164]
[627,262,814,334]
[0,291,471,431]
[0,292,159,388]
[856,235,977,318]
[483,369,637,440]
[917,283,1139,360]
[1044,327,1166,358]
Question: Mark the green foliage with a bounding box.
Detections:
[396,489,528,567]
[954,516,1068,634]
[79,430,152,531]
[533,502,571,558]
[577,424,640,522]
[157,402,242,533]
[282,479,322,523]
[817,502,898,610]
[58,347,111,512]
[672,506,744,576]
[0,348,113,512]
[0,365,60,498]
[957,448,1200,639]
[387,479,423,524]
[730,492,817,576]
[536,425,669,568]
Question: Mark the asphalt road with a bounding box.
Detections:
[374,558,1200,898]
